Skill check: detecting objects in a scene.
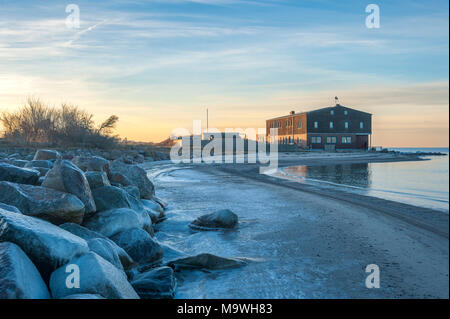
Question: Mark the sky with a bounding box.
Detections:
[0,0,448,147]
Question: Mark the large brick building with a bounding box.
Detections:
[266,103,372,150]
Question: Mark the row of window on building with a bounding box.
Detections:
[278,136,303,144]
[270,120,302,129]
[311,136,352,144]
[313,121,364,129]
[277,136,353,145]
[270,121,364,129]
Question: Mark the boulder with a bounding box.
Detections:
[123,185,140,199]
[49,252,139,299]
[0,163,40,185]
[62,294,105,299]
[111,228,163,267]
[60,223,134,270]
[130,266,176,299]
[141,199,164,214]
[189,209,238,230]
[87,238,124,271]
[32,167,50,177]
[153,197,168,209]
[72,155,109,173]
[82,208,142,238]
[25,160,53,169]
[7,153,20,159]
[0,209,89,279]
[141,199,165,224]
[108,172,133,187]
[85,171,111,189]
[0,203,21,214]
[168,253,247,271]
[161,244,187,264]
[92,185,144,212]
[0,181,85,224]
[109,160,155,199]
[33,149,61,161]
[11,159,29,168]
[42,160,96,215]
[0,242,51,299]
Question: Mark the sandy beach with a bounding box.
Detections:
[142,152,449,298]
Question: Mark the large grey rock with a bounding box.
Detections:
[168,253,247,270]
[49,252,139,299]
[92,185,144,212]
[0,209,89,279]
[0,242,51,299]
[130,266,176,299]
[153,197,168,209]
[72,155,109,172]
[0,163,40,185]
[0,181,85,224]
[25,160,53,169]
[87,238,124,271]
[141,199,164,214]
[32,167,50,177]
[161,244,187,264]
[0,203,21,214]
[33,149,61,161]
[109,161,155,199]
[42,160,96,215]
[141,199,165,224]
[11,159,29,168]
[123,185,140,199]
[108,172,133,187]
[60,223,134,270]
[85,171,111,189]
[189,209,238,230]
[111,228,163,267]
[82,208,142,238]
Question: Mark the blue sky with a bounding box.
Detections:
[0,0,448,146]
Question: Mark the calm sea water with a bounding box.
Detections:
[283,148,449,212]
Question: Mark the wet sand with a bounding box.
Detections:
[142,152,449,298]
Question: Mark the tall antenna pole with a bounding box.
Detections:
[206,108,209,132]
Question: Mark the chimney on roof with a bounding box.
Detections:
[290,111,295,115]
[335,96,340,106]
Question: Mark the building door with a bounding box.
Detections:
[356,135,368,149]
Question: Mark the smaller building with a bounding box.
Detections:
[266,103,372,150]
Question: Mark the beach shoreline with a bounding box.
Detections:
[143,152,449,298]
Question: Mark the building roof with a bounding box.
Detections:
[266,104,372,121]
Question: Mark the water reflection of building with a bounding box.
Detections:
[286,163,372,188]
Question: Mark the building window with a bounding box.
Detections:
[329,121,334,129]
[297,121,301,129]
[311,136,322,144]
[360,121,364,129]
[345,122,349,129]
[326,136,337,144]
[342,136,352,144]
[330,110,334,115]
[314,121,318,128]
[344,110,348,115]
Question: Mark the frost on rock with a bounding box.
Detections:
[0,208,89,279]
